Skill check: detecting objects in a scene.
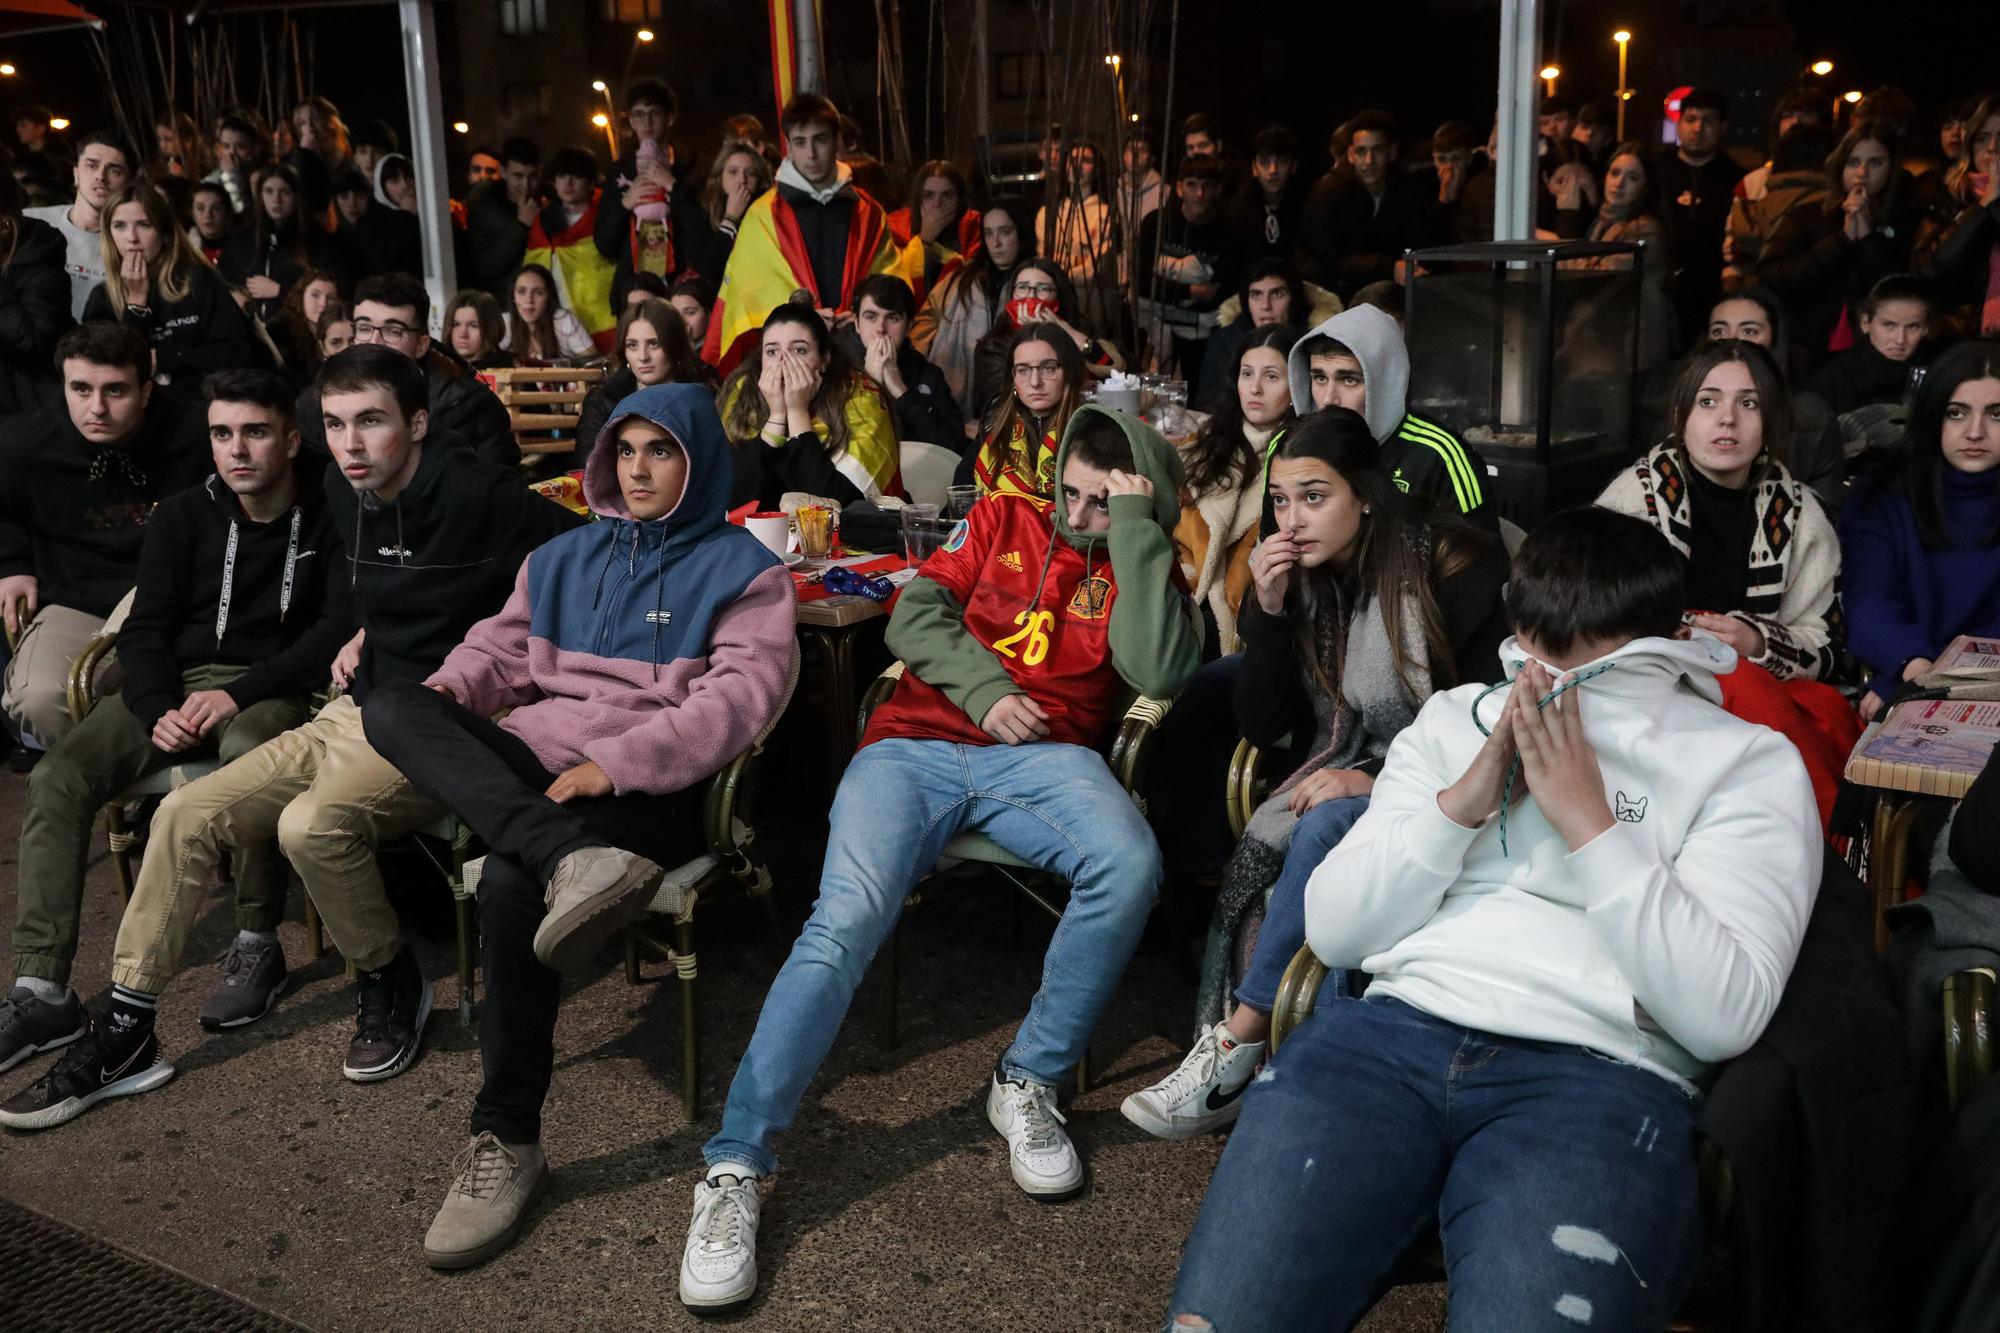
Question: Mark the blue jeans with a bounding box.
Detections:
[1232,796,1370,1013]
[705,737,1163,1177]
[1169,997,1703,1333]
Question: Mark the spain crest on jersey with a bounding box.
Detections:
[1066,574,1112,620]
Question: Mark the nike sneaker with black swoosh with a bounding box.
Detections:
[1120,1021,1265,1140]
[0,1010,175,1131]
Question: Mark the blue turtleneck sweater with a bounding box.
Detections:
[1841,464,2000,701]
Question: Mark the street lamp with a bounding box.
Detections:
[1540,64,1561,99]
[1842,90,1862,104]
[47,117,68,131]
[452,121,469,134]
[1810,59,1833,77]
[636,28,654,42]
[0,64,16,77]
[1613,30,1632,139]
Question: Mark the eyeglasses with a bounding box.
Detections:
[353,320,418,342]
[1015,283,1059,299]
[1013,361,1064,381]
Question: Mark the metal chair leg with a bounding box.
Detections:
[623,930,641,985]
[677,917,700,1118]
[455,893,476,1026]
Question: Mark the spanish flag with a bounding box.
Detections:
[768,0,824,124]
[700,182,923,372]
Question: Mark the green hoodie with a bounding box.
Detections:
[885,405,1200,738]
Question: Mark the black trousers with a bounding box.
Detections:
[364,680,703,1142]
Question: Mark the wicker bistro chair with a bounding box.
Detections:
[488,366,606,460]
[854,661,1175,1091]
[595,646,800,1119]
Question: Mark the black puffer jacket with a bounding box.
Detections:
[296,345,518,469]
[0,215,73,416]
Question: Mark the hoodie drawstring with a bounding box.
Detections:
[1471,662,1617,855]
[214,507,303,648]
[651,537,668,681]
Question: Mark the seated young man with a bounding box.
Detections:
[678,407,1199,1312]
[0,346,580,1132]
[2,370,349,1070]
[357,383,797,1268]
[0,324,208,753]
[842,273,965,448]
[1285,303,1496,530]
[1166,506,1823,1331]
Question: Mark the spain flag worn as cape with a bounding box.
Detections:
[525,190,618,353]
[701,183,923,373]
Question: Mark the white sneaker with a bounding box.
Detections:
[986,1071,1083,1197]
[1120,1021,1265,1141]
[679,1170,765,1312]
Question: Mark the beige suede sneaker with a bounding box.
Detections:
[532,846,666,972]
[422,1132,549,1269]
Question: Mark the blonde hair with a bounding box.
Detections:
[98,184,207,315]
[702,139,773,228]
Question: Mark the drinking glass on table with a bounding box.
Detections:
[796,504,836,559]
[900,503,941,567]
[945,484,980,521]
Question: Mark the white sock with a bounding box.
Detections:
[236,929,280,949]
[14,975,65,1003]
[706,1164,760,1187]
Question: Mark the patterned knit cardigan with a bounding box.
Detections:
[1597,443,1843,682]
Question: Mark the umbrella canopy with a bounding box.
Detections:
[0,0,102,38]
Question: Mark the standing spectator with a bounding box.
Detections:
[912,197,1035,425]
[1842,339,2000,721]
[206,109,270,217]
[1649,87,1746,354]
[1182,112,1245,194]
[704,93,920,371]
[267,269,343,378]
[0,324,207,751]
[464,146,503,191]
[1138,153,1243,400]
[283,95,350,219]
[349,119,398,187]
[188,181,235,264]
[459,136,541,301]
[1037,142,1119,335]
[717,302,900,507]
[219,163,341,322]
[970,258,1119,427]
[1725,122,1834,284]
[1735,89,1828,206]
[14,105,71,174]
[331,165,418,283]
[1118,125,1166,239]
[667,276,714,351]
[1301,111,1425,300]
[574,297,709,457]
[1911,97,1977,221]
[500,263,596,364]
[1757,120,1916,360]
[844,273,963,448]
[373,154,419,214]
[25,130,133,320]
[0,172,74,416]
[1563,143,1674,368]
[889,160,980,294]
[526,147,618,355]
[444,290,512,371]
[1421,120,1493,246]
[1571,101,1615,176]
[967,321,1085,497]
[594,81,717,310]
[1915,94,2000,337]
[85,184,268,392]
[1196,257,1313,412]
[150,111,210,182]
[1224,125,1308,268]
[692,139,771,284]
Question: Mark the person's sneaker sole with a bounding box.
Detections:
[679,1281,757,1314]
[985,1099,1085,1200]
[1118,1090,1242,1141]
[340,977,434,1083]
[532,861,666,973]
[0,1059,176,1131]
[0,1021,85,1075]
[422,1164,550,1270]
[198,971,291,1033]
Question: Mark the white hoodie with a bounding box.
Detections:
[1304,633,1821,1090]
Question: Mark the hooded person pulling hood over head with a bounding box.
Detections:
[1285,303,1496,530]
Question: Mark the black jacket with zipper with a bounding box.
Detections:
[0,215,74,417]
[296,345,518,470]
[118,468,352,732]
[0,394,209,618]
[321,433,582,701]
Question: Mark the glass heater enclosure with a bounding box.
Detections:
[1403,240,1646,529]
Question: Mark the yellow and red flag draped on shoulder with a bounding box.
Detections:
[700,184,922,372]
[524,189,618,353]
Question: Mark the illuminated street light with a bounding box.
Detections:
[1810,59,1833,76]
[1540,64,1561,97]
[1842,89,1862,104]
[591,112,610,127]
[636,28,655,41]
[47,117,68,130]
[452,121,470,134]
[592,80,607,92]
[0,64,16,77]
[1612,31,1632,138]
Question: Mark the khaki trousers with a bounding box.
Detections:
[2,604,108,748]
[111,693,443,993]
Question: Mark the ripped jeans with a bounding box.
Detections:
[1167,996,1702,1333]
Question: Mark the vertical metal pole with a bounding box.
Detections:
[1494,0,1539,241]
[972,0,991,140]
[397,0,457,327]
[1615,37,1630,139]
[793,0,824,96]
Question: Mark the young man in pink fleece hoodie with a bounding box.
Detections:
[362,381,797,1270]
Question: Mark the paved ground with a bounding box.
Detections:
[0,765,1446,1332]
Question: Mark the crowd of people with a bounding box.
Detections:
[0,72,1996,1329]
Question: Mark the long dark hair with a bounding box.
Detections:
[718,302,867,456]
[1185,324,1296,493]
[616,297,707,384]
[506,263,562,362]
[948,197,1038,312]
[250,162,312,266]
[1895,338,2000,548]
[982,321,1085,454]
[1268,409,1459,700]
[1823,118,1905,218]
[1667,339,1795,479]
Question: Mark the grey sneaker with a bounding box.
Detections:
[198,937,290,1031]
[531,847,666,973]
[0,986,86,1074]
[422,1131,549,1269]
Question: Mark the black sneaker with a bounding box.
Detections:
[0,985,86,1073]
[341,946,432,1083]
[198,937,290,1031]
[0,1011,174,1131]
